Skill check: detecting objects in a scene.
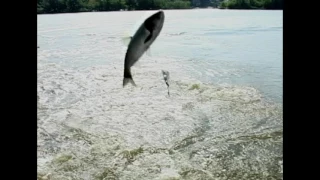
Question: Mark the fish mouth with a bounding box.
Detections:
[144,10,165,31]
[152,10,165,20]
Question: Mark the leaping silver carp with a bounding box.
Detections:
[162,70,170,96]
[123,10,165,87]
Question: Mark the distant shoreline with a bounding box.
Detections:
[37,7,283,15]
[37,0,283,15]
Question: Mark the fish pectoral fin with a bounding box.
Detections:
[122,36,133,46]
[144,32,153,44]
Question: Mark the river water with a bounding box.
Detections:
[37,9,283,180]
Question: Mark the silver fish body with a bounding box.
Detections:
[123,11,165,87]
[162,70,170,87]
[162,70,170,96]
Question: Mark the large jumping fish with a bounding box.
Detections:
[123,10,165,87]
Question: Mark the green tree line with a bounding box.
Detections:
[37,0,193,13]
[219,0,283,9]
[37,0,282,14]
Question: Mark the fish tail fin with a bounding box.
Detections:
[123,68,136,87]
[123,77,136,87]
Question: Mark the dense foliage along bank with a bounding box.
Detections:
[37,0,282,14]
[37,0,214,14]
[219,0,283,9]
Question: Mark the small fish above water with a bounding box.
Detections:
[123,11,165,87]
[162,70,170,96]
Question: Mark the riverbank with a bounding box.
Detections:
[37,7,282,15]
[37,0,282,15]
